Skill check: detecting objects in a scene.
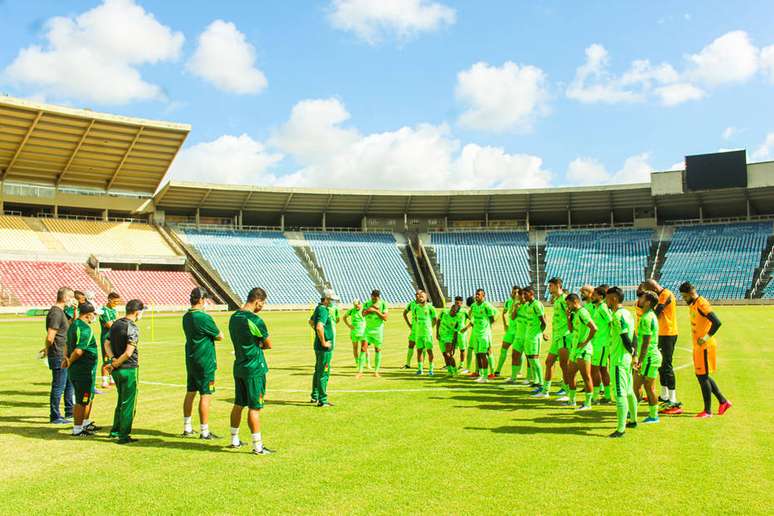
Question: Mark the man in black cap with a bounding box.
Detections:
[104,299,144,444]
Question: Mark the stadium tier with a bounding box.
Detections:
[429,231,530,302]
[544,229,653,298]
[100,269,201,306]
[0,216,49,253]
[304,232,415,303]
[179,229,319,304]
[41,219,177,257]
[0,260,107,306]
[763,280,774,299]
[658,222,773,299]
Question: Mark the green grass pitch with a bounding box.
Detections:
[1,305,772,514]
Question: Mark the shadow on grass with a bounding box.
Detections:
[466,424,603,437]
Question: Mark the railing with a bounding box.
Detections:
[651,225,666,279]
[172,222,282,232]
[751,244,774,297]
[35,213,147,224]
[668,214,774,227]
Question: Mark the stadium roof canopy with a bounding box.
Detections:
[154,180,655,216]
[0,95,189,194]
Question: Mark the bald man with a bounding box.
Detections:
[640,279,682,414]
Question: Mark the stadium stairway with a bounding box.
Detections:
[529,242,547,300]
[285,232,329,294]
[23,217,68,253]
[407,234,444,306]
[421,244,449,301]
[750,234,774,298]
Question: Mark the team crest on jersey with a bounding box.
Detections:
[81,392,90,404]
[209,381,215,392]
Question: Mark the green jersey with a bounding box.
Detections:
[571,307,593,345]
[229,310,269,378]
[66,319,97,376]
[524,299,545,338]
[182,308,220,368]
[346,307,365,333]
[515,303,529,338]
[591,302,612,347]
[637,310,660,359]
[99,305,118,345]
[410,302,437,337]
[328,304,340,336]
[503,298,519,331]
[311,303,335,351]
[363,299,388,331]
[438,308,465,342]
[551,292,570,336]
[64,305,75,320]
[610,306,635,367]
[469,301,497,338]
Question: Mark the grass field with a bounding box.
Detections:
[1,305,772,514]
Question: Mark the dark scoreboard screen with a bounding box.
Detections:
[685,150,747,191]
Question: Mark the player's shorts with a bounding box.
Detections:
[234,374,266,410]
[365,328,384,348]
[470,333,492,354]
[612,364,634,400]
[439,338,455,352]
[571,343,593,362]
[548,333,570,355]
[591,343,609,367]
[409,327,418,343]
[512,335,525,353]
[503,327,518,345]
[70,366,96,405]
[350,328,365,342]
[456,332,469,350]
[693,338,717,375]
[638,355,661,379]
[524,333,541,355]
[415,334,433,350]
[186,361,216,395]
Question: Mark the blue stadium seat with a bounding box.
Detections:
[429,231,530,302]
[179,229,319,304]
[659,222,772,300]
[544,229,653,299]
[304,232,415,303]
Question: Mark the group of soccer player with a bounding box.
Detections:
[376,277,732,438]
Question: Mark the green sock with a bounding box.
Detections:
[604,385,611,400]
[543,379,552,392]
[584,390,593,407]
[627,393,638,423]
[593,388,600,401]
[569,389,577,404]
[465,352,472,370]
[496,348,508,374]
[511,364,519,380]
[487,353,494,374]
[529,358,543,385]
[405,347,414,367]
[561,381,568,392]
[446,365,453,374]
[429,362,434,373]
[616,397,628,433]
[367,350,372,368]
[374,351,382,372]
[357,351,366,373]
[649,404,658,419]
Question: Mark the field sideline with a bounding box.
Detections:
[1,306,772,514]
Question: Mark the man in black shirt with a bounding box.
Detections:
[104,299,144,444]
[40,287,75,424]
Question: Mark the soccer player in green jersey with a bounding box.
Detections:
[311,289,338,406]
[591,285,613,403]
[461,296,475,374]
[228,288,274,454]
[344,299,368,377]
[606,287,638,437]
[62,302,99,436]
[182,288,224,439]
[565,293,597,409]
[495,286,521,377]
[465,289,497,383]
[402,289,424,369]
[362,289,388,377]
[99,292,121,388]
[515,286,547,395]
[634,290,663,424]
[410,291,438,375]
[542,277,571,399]
[437,296,466,376]
[504,289,528,384]
[105,299,143,444]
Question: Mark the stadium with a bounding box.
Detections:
[1,2,773,514]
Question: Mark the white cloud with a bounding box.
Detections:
[328,0,455,44]
[722,126,739,140]
[451,145,551,189]
[2,0,183,104]
[752,133,774,161]
[761,45,774,83]
[668,160,685,171]
[186,20,267,94]
[455,61,549,132]
[566,153,653,186]
[654,82,705,106]
[567,44,649,103]
[685,30,759,86]
[167,134,283,185]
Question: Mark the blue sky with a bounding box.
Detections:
[1,0,773,190]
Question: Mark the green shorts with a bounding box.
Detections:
[503,327,517,345]
[350,328,365,342]
[612,364,634,400]
[470,333,492,354]
[571,343,593,362]
[415,334,433,350]
[591,342,609,367]
[639,355,661,379]
[365,328,384,348]
[524,333,541,355]
[409,326,418,343]
[512,335,525,353]
[548,333,570,355]
[234,374,266,410]
[456,332,469,350]
[186,361,216,395]
[70,367,96,406]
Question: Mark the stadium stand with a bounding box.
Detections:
[304,232,416,303]
[659,222,773,299]
[544,229,652,299]
[429,231,530,302]
[41,219,177,257]
[179,229,319,304]
[0,260,106,306]
[0,216,49,253]
[100,269,201,306]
